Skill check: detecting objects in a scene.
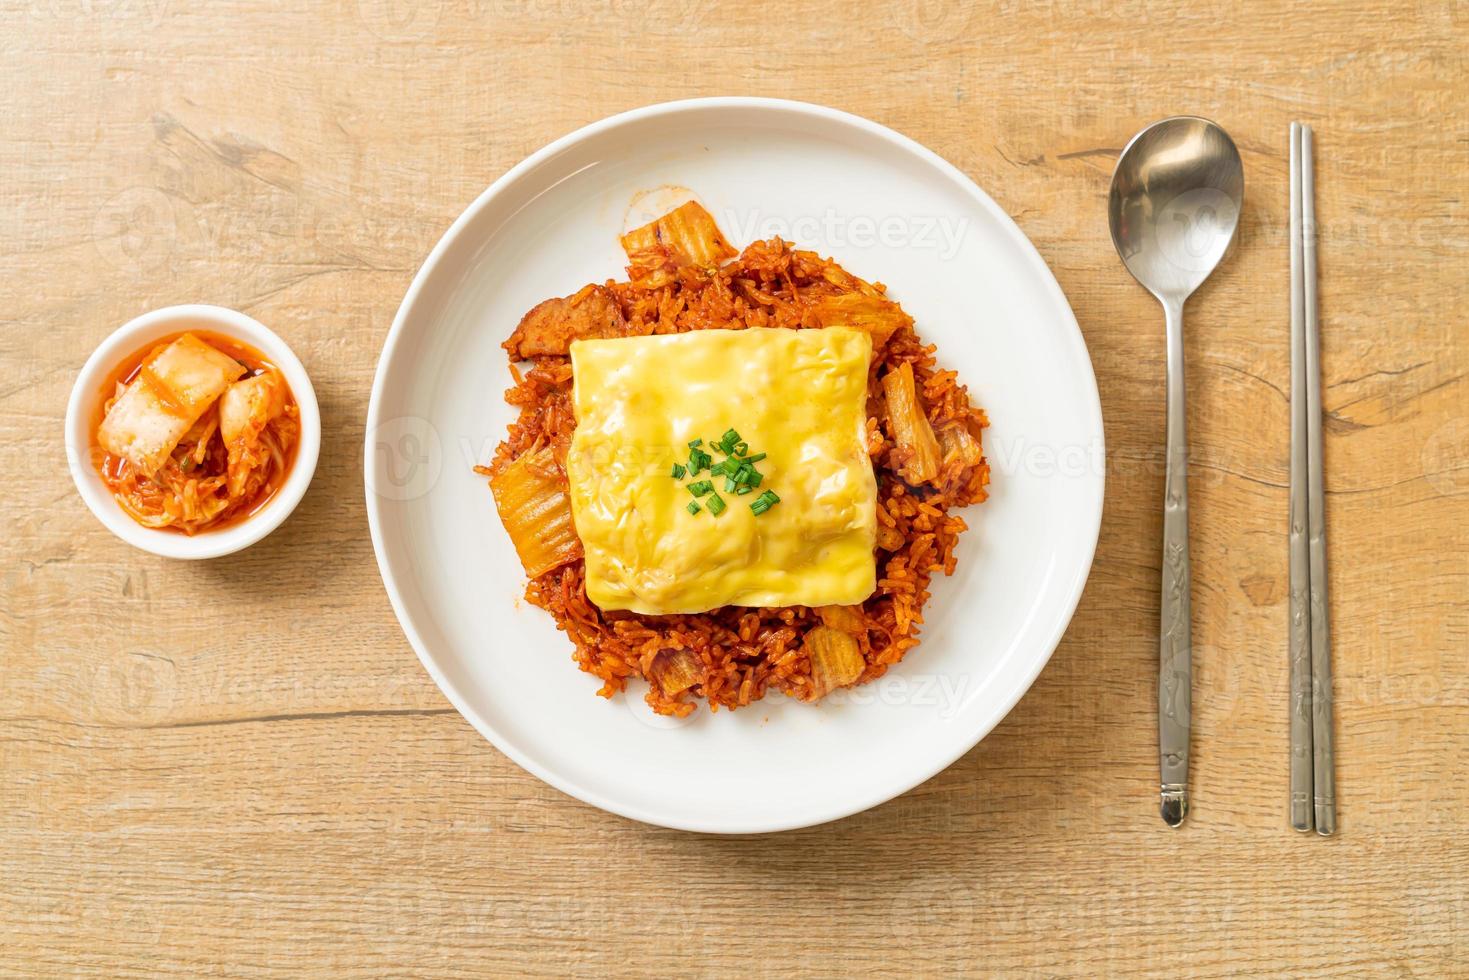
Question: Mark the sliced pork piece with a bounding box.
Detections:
[503,284,626,359]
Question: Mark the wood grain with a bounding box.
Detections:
[2,0,1465,975]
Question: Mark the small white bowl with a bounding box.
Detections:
[65,304,321,559]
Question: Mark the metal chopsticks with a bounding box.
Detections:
[1288,122,1335,835]
[1303,126,1337,836]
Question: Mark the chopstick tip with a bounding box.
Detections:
[1160,787,1188,827]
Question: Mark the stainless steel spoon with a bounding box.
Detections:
[1108,117,1243,828]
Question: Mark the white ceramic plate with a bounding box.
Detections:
[366,99,1103,833]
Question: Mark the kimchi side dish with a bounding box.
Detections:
[479,200,990,716]
[94,331,300,534]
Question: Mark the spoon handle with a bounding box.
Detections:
[1159,295,1192,828]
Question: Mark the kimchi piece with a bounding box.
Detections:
[650,649,703,697]
[483,444,583,578]
[94,331,300,534]
[811,292,913,353]
[803,626,866,699]
[881,361,943,485]
[619,200,736,285]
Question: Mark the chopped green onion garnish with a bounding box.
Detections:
[673,429,773,518]
[750,489,780,516]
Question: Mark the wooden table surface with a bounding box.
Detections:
[3,1,1466,975]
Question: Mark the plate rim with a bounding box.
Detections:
[364,96,1105,833]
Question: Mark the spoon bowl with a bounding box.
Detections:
[1109,116,1243,302]
[1108,116,1243,828]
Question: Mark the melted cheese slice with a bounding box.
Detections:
[567,327,878,614]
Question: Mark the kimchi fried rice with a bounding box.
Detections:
[477,202,990,717]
